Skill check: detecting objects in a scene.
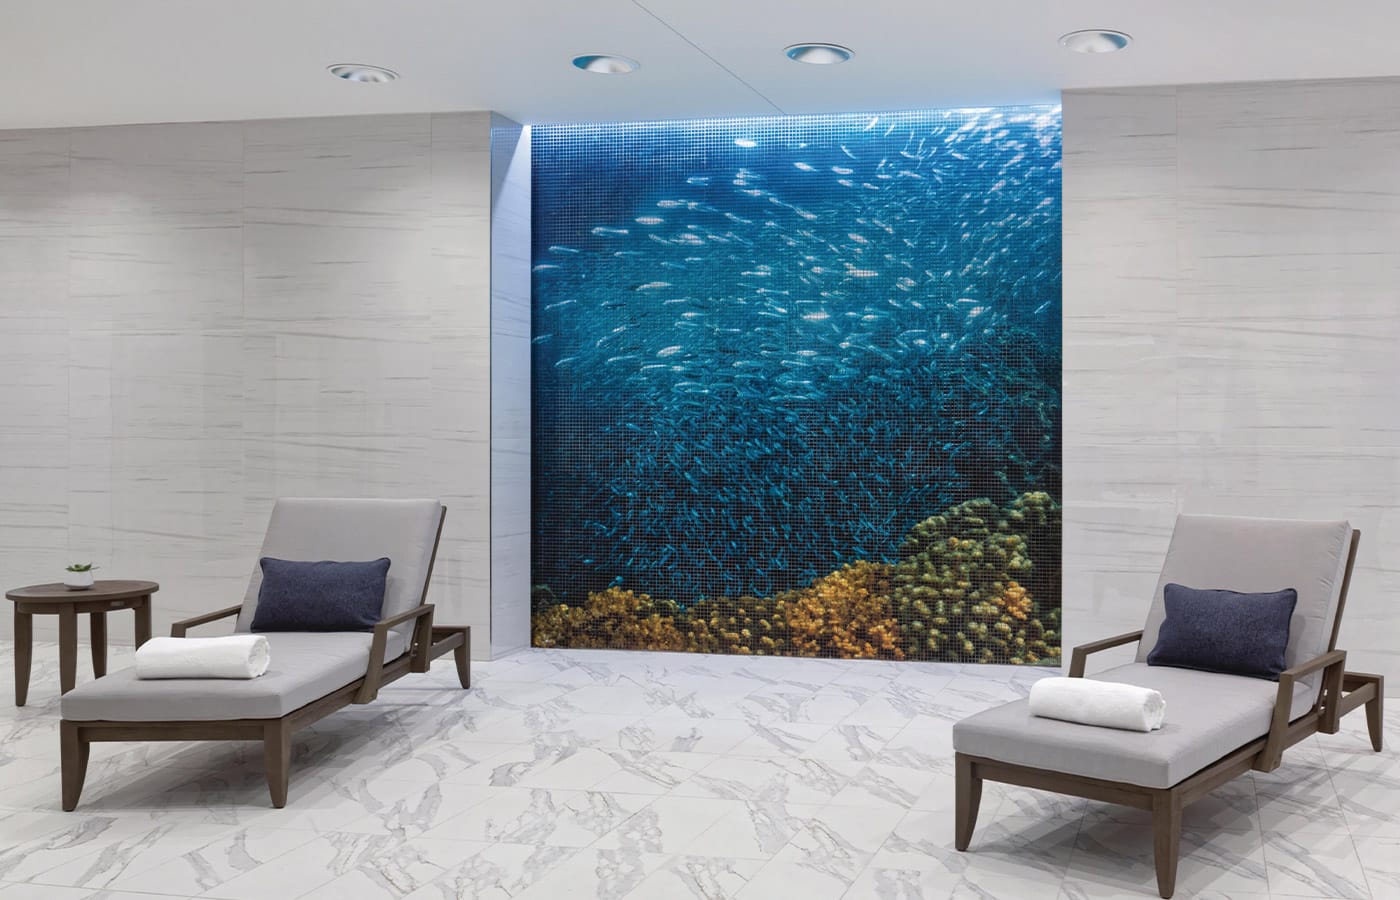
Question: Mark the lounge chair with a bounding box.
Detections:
[58,498,471,810]
[952,514,1384,898]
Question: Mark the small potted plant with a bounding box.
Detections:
[64,563,98,590]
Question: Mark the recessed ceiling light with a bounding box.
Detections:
[1058,30,1132,54]
[784,43,854,65]
[572,54,640,74]
[327,63,399,83]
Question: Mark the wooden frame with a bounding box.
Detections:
[60,507,473,811]
[956,529,1384,899]
[8,581,156,703]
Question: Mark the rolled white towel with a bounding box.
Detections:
[135,635,271,680]
[1029,677,1165,732]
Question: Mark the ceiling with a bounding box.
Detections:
[6,0,1400,129]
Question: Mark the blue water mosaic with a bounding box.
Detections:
[531,107,1061,618]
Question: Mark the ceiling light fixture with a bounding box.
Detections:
[572,54,640,74]
[784,43,854,65]
[327,63,400,83]
[1058,30,1132,54]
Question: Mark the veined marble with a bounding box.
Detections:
[1064,79,1400,688]
[0,112,524,659]
[0,640,1395,899]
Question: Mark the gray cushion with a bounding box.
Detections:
[235,498,443,645]
[1136,515,1352,706]
[953,663,1314,788]
[61,631,407,722]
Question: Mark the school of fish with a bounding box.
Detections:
[531,107,1062,604]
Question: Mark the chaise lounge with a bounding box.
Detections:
[952,514,1384,898]
[58,498,471,810]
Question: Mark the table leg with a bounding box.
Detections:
[58,605,78,694]
[134,597,151,648]
[90,611,108,678]
[14,608,32,706]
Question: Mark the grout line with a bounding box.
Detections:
[629,0,786,115]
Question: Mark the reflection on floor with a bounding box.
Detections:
[0,642,1394,899]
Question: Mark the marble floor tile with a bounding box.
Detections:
[103,827,320,895]
[418,787,650,847]
[1255,767,1348,835]
[1262,830,1371,900]
[829,761,939,810]
[734,859,855,900]
[622,855,763,900]
[199,831,409,899]
[399,842,577,900]
[685,801,823,860]
[593,796,739,855]
[1350,833,1400,898]
[0,643,1392,900]
[1329,769,1400,838]
[613,715,758,756]
[508,848,669,900]
[1067,820,1268,898]
[851,865,1069,900]
[771,803,905,882]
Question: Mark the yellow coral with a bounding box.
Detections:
[530,587,684,651]
[784,561,904,660]
[996,580,1032,621]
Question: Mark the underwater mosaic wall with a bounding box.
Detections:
[531,107,1062,664]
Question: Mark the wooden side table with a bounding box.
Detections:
[5,580,158,705]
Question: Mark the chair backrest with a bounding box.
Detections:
[1136,514,1356,705]
[236,498,446,645]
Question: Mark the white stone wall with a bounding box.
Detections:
[1064,79,1400,689]
[0,112,512,657]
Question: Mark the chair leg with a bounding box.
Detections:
[1367,684,1384,752]
[60,721,89,811]
[955,753,982,851]
[264,719,292,808]
[1152,791,1182,899]
[453,627,471,689]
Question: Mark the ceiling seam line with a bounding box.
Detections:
[630,0,786,115]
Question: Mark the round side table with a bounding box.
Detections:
[5,580,158,705]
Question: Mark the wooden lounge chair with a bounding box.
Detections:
[58,498,471,810]
[952,514,1384,899]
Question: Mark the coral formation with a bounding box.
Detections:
[891,491,1059,664]
[679,594,789,656]
[530,492,1061,666]
[531,587,685,651]
[783,562,904,660]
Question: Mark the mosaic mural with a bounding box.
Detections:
[531,107,1062,663]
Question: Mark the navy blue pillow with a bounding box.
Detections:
[251,557,391,633]
[1146,583,1298,680]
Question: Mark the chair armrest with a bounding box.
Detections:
[1258,649,1347,771]
[1068,630,1144,677]
[170,604,244,637]
[354,604,435,704]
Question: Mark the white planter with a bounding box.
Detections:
[64,571,94,590]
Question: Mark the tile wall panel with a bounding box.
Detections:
[1065,80,1400,687]
[0,113,509,657]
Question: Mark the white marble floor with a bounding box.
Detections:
[0,642,1394,900]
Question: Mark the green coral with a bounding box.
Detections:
[679,594,791,656]
[891,491,1060,664]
